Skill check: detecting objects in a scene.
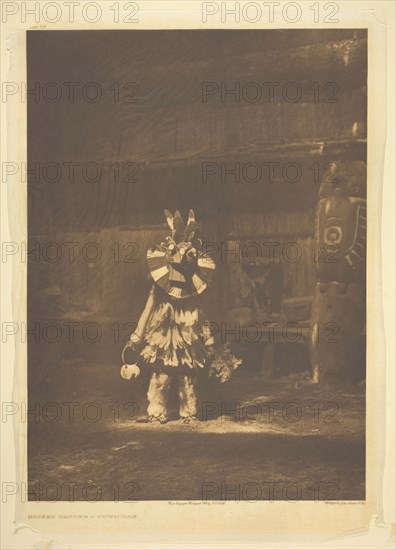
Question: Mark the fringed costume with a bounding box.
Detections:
[125,209,216,424]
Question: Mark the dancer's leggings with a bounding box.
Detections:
[147,370,198,419]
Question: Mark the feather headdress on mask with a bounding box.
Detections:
[146,209,216,299]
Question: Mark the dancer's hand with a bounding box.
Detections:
[127,332,141,349]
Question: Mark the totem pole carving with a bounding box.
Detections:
[310,161,366,382]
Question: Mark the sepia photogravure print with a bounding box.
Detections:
[1,2,394,548]
[25,27,367,502]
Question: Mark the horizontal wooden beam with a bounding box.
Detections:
[121,138,367,167]
[224,231,314,240]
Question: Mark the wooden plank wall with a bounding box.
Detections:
[28,29,367,338]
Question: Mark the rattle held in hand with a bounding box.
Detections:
[120,335,141,380]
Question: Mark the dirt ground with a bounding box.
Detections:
[28,360,365,502]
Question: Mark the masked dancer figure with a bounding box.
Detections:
[123,210,216,424]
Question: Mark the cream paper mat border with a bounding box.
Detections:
[1,1,394,548]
